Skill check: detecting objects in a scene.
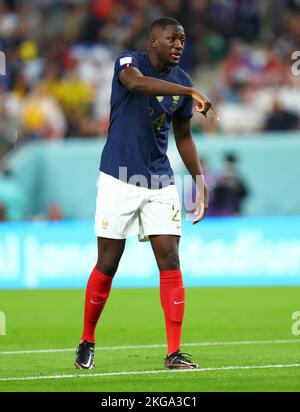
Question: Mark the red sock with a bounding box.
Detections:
[160,269,185,356]
[81,266,113,343]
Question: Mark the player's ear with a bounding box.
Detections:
[150,36,158,49]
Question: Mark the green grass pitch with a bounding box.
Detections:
[0,286,300,392]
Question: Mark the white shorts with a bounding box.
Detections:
[94,172,182,241]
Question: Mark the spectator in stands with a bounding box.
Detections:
[263,98,300,132]
[0,202,6,222]
[206,153,248,217]
[0,86,21,159]
[0,168,26,221]
[47,202,63,222]
[222,39,252,92]
[21,83,66,141]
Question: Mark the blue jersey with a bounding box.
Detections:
[100,51,193,188]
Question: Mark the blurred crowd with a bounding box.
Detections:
[0,0,300,160]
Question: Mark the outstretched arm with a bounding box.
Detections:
[119,66,218,119]
[172,116,209,224]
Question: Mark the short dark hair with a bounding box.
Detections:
[150,17,182,33]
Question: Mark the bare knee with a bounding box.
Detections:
[96,251,122,276]
[96,237,125,277]
[95,259,119,277]
[156,250,180,271]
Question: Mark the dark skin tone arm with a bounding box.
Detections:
[119,66,218,118]
[120,66,191,96]
[173,116,209,224]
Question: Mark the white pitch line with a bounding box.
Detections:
[0,338,299,356]
[1,363,300,382]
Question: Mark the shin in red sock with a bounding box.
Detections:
[81,266,113,343]
[160,269,185,356]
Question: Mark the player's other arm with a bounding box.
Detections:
[173,116,209,224]
[119,67,216,117]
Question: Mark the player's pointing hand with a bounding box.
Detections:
[191,88,220,121]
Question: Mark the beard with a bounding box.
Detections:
[168,60,179,66]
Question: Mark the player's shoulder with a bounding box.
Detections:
[173,66,193,87]
[115,50,145,65]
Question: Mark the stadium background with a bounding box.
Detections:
[1,0,300,289]
[0,0,300,393]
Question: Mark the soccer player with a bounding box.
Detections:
[75,17,217,370]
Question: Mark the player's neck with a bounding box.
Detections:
[147,51,171,74]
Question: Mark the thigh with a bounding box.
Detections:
[149,235,180,271]
[139,184,182,238]
[94,172,140,239]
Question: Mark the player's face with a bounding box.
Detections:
[154,25,185,66]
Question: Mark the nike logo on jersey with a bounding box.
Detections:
[174,300,185,305]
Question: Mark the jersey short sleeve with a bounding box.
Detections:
[115,51,141,80]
